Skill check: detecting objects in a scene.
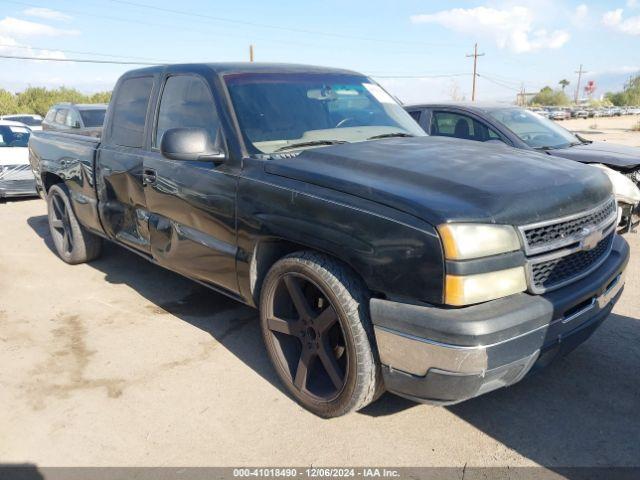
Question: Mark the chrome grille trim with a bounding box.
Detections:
[517,196,618,256]
[525,229,615,294]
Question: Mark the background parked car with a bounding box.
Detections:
[405,103,640,232]
[0,120,37,198]
[42,103,107,136]
[0,114,43,131]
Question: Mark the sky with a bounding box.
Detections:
[0,0,638,104]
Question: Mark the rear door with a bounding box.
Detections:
[142,72,240,294]
[96,74,157,253]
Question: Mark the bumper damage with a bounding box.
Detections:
[372,235,630,405]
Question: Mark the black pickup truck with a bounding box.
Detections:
[29,63,629,417]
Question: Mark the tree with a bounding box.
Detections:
[0,87,112,116]
[559,79,570,91]
[0,89,18,115]
[531,86,570,106]
[604,73,640,106]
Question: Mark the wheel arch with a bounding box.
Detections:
[41,171,64,193]
[248,238,369,307]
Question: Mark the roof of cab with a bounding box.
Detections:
[120,62,364,78]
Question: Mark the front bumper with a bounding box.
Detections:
[372,235,630,405]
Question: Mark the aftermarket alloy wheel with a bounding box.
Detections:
[47,184,102,264]
[260,251,382,417]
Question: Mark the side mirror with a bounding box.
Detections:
[73,121,81,129]
[160,127,226,162]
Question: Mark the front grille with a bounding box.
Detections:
[529,233,614,291]
[519,196,618,293]
[521,198,617,253]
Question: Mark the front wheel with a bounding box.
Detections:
[259,251,382,417]
[47,184,102,264]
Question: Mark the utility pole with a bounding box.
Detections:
[249,44,254,62]
[574,64,587,104]
[466,43,485,102]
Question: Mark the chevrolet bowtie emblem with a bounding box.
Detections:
[580,226,603,251]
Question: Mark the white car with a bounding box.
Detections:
[0,120,38,198]
[0,114,43,131]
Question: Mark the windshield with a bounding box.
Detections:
[488,108,578,149]
[79,109,106,128]
[224,73,425,154]
[0,125,30,147]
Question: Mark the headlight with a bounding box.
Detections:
[439,223,526,305]
[438,223,521,260]
[591,164,640,205]
[445,267,528,306]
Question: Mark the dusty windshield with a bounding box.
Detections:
[0,125,30,147]
[488,108,578,149]
[224,72,425,154]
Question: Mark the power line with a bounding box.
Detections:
[0,43,165,62]
[3,0,459,52]
[0,53,160,65]
[477,74,522,92]
[104,0,458,48]
[0,54,476,82]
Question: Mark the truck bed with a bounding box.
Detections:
[29,130,104,234]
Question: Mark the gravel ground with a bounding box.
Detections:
[0,122,639,469]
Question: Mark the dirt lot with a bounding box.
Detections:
[562,114,640,147]
[1,119,639,468]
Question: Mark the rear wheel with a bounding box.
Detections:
[47,184,102,264]
[260,251,382,417]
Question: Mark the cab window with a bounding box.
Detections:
[110,76,154,148]
[54,109,68,126]
[154,75,220,149]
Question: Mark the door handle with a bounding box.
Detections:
[142,168,157,186]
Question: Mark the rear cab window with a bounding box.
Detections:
[109,76,154,148]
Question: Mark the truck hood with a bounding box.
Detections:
[264,136,613,226]
[549,141,640,170]
[0,147,29,166]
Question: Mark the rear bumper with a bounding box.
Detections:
[372,235,630,405]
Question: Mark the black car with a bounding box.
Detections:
[42,103,108,135]
[405,103,640,232]
[29,64,629,417]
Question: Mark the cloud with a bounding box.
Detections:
[23,8,72,22]
[627,0,638,8]
[575,4,589,21]
[0,17,79,37]
[603,8,640,35]
[410,6,570,53]
[0,35,66,60]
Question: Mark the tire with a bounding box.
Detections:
[47,184,102,264]
[259,251,383,417]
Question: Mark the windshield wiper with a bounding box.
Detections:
[274,140,348,152]
[367,132,414,140]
